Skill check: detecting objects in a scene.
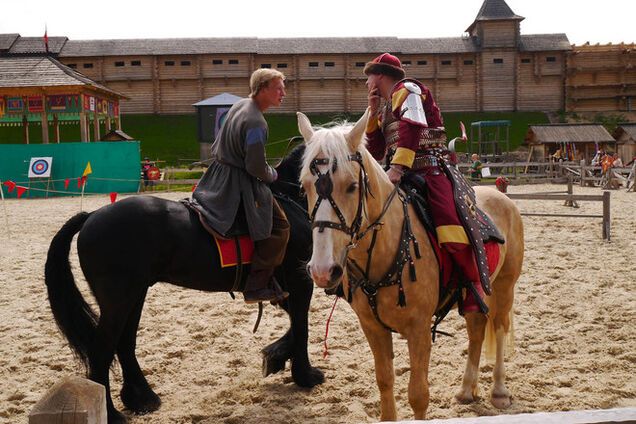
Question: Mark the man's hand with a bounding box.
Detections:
[368,86,381,117]
[387,165,404,184]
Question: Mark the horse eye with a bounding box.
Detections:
[346,182,358,193]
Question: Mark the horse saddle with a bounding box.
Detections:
[401,173,505,247]
[180,199,253,270]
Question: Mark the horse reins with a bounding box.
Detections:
[308,153,421,332]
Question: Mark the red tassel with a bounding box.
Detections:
[64,178,70,190]
[77,176,86,188]
[109,192,118,203]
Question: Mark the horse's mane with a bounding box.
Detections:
[300,122,361,180]
[300,122,388,184]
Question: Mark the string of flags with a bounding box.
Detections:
[1,161,118,203]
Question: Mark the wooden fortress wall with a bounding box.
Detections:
[58,45,632,115]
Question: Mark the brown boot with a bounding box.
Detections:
[244,269,289,304]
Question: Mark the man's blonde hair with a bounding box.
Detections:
[249,68,285,97]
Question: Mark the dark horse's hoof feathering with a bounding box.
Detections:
[44,145,322,423]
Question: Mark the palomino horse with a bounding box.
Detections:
[297,110,524,421]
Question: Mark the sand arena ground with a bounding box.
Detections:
[0,184,634,423]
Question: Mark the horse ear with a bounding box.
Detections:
[345,108,370,150]
[297,112,314,144]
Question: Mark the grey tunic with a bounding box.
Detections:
[192,98,277,241]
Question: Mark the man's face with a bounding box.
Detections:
[262,78,286,108]
[366,74,382,93]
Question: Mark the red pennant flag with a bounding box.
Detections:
[3,180,16,193]
[44,25,49,53]
[191,183,197,192]
[64,178,70,190]
[109,192,118,203]
[16,186,27,199]
[77,176,87,188]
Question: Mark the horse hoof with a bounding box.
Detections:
[120,384,161,413]
[292,365,325,388]
[454,392,475,404]
[491,392,512,409]
[108,408,128,424]
[262,354,287,377]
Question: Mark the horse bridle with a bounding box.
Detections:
[308,151,369,240]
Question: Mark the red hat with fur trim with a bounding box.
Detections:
[363,53,405,80]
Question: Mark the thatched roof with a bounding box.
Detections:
[0,56,126,98]
[525,124,615,144]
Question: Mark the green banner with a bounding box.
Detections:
[0,141,141,198]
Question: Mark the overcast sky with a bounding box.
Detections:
[2,0,634,46]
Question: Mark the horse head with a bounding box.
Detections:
[298,109,393,288]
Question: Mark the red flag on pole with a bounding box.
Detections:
[64,178,70,190]
[44,25,49,53]
[16,186,27,199]
[109,192,118,203]
[191,183,197,192]
[77,176,86,188]
[3,180,16,193]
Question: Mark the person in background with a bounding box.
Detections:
[191,68,289,304]
[469,153,483,181]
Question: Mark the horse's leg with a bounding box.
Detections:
[455,312,487,404]
[489,277,515,409]
[89,285,146,423]
[117,288,162,414]
[360,323,396,421]
[405,328,432,420]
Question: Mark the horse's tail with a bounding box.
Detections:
[45,212,98,370]
[483,306,516,362]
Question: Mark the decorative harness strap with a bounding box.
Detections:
[308,153,421,333]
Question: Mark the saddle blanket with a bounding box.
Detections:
[215,235,254,268]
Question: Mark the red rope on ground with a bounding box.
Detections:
[322,296,339,358]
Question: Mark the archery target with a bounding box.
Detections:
[28,157,53,178]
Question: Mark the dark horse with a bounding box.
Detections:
[45,145,321,423]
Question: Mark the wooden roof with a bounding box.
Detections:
[613,123,636,140]
[0,56,126,98]
[526,124,615,144]
[59,37,258,57]
[467,0,524,33]
[7,36,68,54]
[54,35,569,57]
[0,34,19,52]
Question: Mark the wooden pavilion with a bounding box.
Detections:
[612,123,636,163]
[0,55,128,143]
[524,123,616,162]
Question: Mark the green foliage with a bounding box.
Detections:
[0,111,549,166]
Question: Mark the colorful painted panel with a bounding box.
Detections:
[47,95,67,111]
[7,97,24,114]
[0,97,5,117]
[27,96,44,113]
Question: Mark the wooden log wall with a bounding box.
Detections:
[566,43,636,112]
[57,43,635,115]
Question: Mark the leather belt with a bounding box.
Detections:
[412,155,439,169]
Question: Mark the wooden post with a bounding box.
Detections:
[602,190,610,241]
[23,115,30,144]
[93,111,100,141]
[580,159,586,187]
[41,110,49,144]
[105,117,111,132]
[79,112,88,142]
[29,376,106,424]
[53,114,60,143]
